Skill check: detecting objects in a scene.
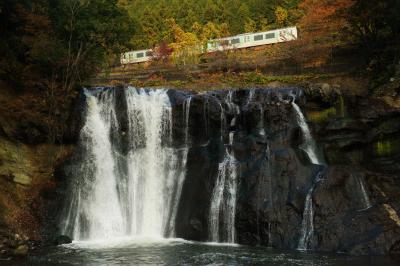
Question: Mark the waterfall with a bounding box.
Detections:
[291,101,324,250]
[297,173,323,250]
[61,89,125,240]
[209,150,238,243]
[297,186,315,251]
[209,92,239,243]
[183,96,192,144]
[292,102,322,165]
[62,87,188,241]
[354,174,372,210]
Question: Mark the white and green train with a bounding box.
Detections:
[121,26,298,64]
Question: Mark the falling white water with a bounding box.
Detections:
[297,174,323,250]
[354,174,372,210]
[266,145,273,246]
[258,104,266,136]
[291,101,324,250]
[246,89,256,106]
[183,96,192,144]
[292,102,322,165]
[62,87,189,241]
[209,92,239,243]
[297,186,315,250]
[209,150,238,243]
[62,90,124,240]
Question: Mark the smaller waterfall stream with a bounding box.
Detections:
[183,96,192,144]
[209,92,240,243]
[209,150,238,243]
[354,174,372,210]
[292,102,322,165]
[297,174,323,250]
[292,100,324,250]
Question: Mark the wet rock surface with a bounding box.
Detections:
[170,87,400,255]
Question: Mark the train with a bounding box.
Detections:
[120,26,298,64]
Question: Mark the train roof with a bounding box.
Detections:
[209,26,297,42]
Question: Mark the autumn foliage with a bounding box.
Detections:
[290,0,355,66]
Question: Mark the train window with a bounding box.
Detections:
[265,32,275,39]
[137,52,144,58]
[254,34,263,41]
[145,51,153,57]
[231,38,240,44]
[220,40,229,46]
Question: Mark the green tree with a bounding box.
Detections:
[347,0,400,87]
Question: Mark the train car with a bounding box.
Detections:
[206,26,298,52]
[121,26,298,65]
[120,49,153,64]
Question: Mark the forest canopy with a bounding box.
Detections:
[118,0,303,49]
[0,0,399,92]
[0,0,134,91]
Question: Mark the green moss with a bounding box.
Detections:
[374,139,400,157]
[377,118,400,132]
[349,149,364,164]
[338,95,346,118]
[238,72,340,85]
[169,80,186,88]
[307,107,337,123]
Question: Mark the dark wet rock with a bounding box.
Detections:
[302,85,400,254]
[53,235,72,245]
[62,89,86,144]
[173,86,400,255]
[301,82,341,107]
[13,245,28,256]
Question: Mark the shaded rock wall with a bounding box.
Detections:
[0,84,81,258]
[300,83,400,254]
[167,87,400,255]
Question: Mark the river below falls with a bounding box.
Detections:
[2,238,399,266]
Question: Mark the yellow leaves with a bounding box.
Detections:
[169,19,199,49]
[244,19,257,33]
[275,6,289,26]
[167,19,201,66]
[383,204,400,227]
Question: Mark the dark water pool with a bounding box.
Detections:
[1,238,399,266]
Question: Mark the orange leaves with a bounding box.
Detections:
[288,0,356,66]
[298,0,355,34]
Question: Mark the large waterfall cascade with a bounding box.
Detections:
[61,87,326,249]
[62,87,189,241]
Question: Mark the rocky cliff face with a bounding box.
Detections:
[302,84,400,254]
[1,83,400,257]
[0,84,80,257]
[169,86,400,255]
